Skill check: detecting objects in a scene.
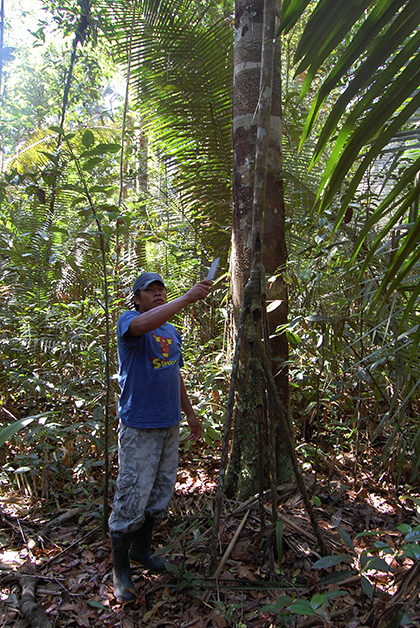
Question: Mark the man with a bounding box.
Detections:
[109,272,211,603]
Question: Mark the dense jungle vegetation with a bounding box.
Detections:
[2,0,420,626]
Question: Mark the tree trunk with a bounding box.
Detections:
[227,0,290,500]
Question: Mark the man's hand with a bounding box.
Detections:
[186,413,202,442]
[185,280,212,304]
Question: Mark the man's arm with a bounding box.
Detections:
[129,280,211,336]
[180,375,201,441]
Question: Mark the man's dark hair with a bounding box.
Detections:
[133,290,141,311]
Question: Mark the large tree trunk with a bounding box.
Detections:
[227,0,290,500]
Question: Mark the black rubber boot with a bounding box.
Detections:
[111,532,137,603]
[129,515,167,572]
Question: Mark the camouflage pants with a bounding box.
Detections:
[108,422,179,534]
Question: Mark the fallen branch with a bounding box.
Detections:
[40,506,85,535]
[20,576,52,628]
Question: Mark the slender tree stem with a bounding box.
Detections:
[65,140,111,534]
[251,0,276,265]
[260,349,329,556]
[48,2,91,226]
[118,0,137,207]
[210,300,248,573]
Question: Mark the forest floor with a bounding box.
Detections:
[1,440,420,628]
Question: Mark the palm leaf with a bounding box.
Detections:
[301,0,416,147]
[104,0,232,254]
[294,0,372,98]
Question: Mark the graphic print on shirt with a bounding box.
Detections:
[151,332,176,369]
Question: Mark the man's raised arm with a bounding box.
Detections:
[129,280,211,336]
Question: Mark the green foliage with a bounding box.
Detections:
[261,589,347,623]
[291,0,420,322]
[0,5,228,499]
[3,0,420,518]
[257,518,420,624]
[0,412,55,447]
[103,0,233,254]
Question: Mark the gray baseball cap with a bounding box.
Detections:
[133,272,165,294]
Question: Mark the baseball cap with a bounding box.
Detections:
[133,272,165,294]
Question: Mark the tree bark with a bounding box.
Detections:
[228,0,290,499]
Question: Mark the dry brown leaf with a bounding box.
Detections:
[81,548,95,562]
[181,613,205,628]
[231,539,251,560]
[142,599,166,622]
[237,565,258,580]
[210,612,228,628]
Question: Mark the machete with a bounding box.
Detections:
[206,257,220,281]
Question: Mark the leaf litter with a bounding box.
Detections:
[1,443,420,627]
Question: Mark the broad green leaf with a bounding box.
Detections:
[41,173,57,186]
[361,575,374,599]
[95,142,121,154]
[49,125,64,135]
[40,151,59,164]
[310,593,327,610]
[362,556,391,572]
[89,185,113,193]
[205,426,221,441]
[312,554,352,569]
[0,413,52,447]
[384,610,411,628]
[62,182,86,193]
[404,529,420,543]
[82,129,95,148]
[82,157,103,171]
[338,527,355,552]
[267,299,283,312]
[260,596,293,613]
[82,143,121,157]
[287,601,316,616]
[402,544,420,561]
[285,330,302,349]
[320,569,356,585]
[87,600,108,610]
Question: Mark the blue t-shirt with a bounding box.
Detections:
[116,310,184,428]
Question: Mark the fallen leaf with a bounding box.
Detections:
[211,612,228,628]
[82,548,95,562]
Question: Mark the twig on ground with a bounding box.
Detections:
[42,526,100,565]
[213,509,250,579]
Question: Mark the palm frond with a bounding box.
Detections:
[104,0,233,254]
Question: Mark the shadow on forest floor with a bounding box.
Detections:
[1,442,420,627]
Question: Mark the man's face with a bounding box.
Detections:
[134,282,167,312]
